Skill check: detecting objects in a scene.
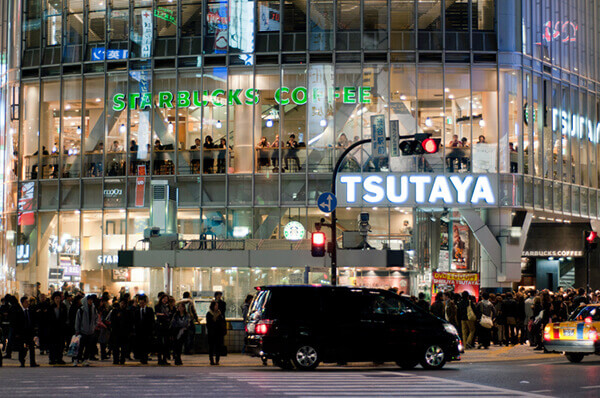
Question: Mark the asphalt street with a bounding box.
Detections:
[0,352,599,397]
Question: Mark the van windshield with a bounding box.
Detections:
[248,290,271,320]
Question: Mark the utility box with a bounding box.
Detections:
[150,180,177,234]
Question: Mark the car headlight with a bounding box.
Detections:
[444,324,459,336]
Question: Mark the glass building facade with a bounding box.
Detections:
[2,0,600,307]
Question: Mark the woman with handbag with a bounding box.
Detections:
[206,300,226,366]
[476,292,496,349]
[170,303,190,366]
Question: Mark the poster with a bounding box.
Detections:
[452,222,469,270]
[207,1,229,53]
[432,272,480,301]
[18,182,35,226]
[258,3,280,32]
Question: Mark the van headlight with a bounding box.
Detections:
[444,324,459,336]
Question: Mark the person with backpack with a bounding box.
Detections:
[74,294,98,366]
[181,292,198,355]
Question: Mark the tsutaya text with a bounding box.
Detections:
[337,173,497,207]
[112,86,372,111]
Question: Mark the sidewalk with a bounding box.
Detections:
[0,344,560,368]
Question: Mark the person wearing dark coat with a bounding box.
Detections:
[154,294,173,365]
[133,294,154,364]
[109,299,133,365]
[206,300,227,366]
[15,296,39,367]
[214,291,226,319]
[430,292,445,319]
[170,303,191,366]
[47,292,68,365]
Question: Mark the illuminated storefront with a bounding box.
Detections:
[1,0,600,305]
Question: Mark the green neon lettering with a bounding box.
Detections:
[192,91,203,107]
[343,87,357,104]
[359,87,372,104]
[202,90,209,106]
[334,87,341,99]
[245,88,259,105]
[112,93,126,111]
[212,89,225,106]
[178,91,191,108]
[158,91,174,108]
[312,88,323,102]
[228,89,243,105]
[275,87,290,105]
[139,93,152,109]
[291,87,307,105]
[129,93,140,109]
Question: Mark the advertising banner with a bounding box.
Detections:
[452,222,469,270]
[390,120,399,158]
[18,182,35,226]
[135,165,146,207]
[432,272,480,301]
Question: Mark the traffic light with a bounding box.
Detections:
[585,230,598,251]
[399,133,440,155]
[311,231,326,257]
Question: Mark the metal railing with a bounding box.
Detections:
[171,239,312,251]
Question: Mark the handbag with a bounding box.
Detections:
[480,314,493,329]
[67,334,81,357]
[467,304,477,322]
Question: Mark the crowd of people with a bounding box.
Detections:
[410,287,597,350]
[0,289,229,367]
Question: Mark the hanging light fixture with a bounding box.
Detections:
[168,121,174,133]
[119,123,126,133]
[76,126,81,135]
[215,120,222,129]
[479,119,486,127]
[319,119,327,127]
[266,118,274,128]
[425,117,433,127]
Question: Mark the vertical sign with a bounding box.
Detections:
[390,120,399,158]
[370,115,387,157]
[135,165,146,207]
[141,10,152,58]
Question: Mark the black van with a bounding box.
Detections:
[245,285,463,370]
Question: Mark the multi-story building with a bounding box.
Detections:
[1,0,600,315]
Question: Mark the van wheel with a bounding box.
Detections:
[420,344,446,370]
[395,359,419,369]
[273,357,295,370]
[565,353,585,363]
[292,344,320,370]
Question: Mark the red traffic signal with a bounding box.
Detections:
[311,231,326,257]
[422,138,438,154]
[587,231,598,243]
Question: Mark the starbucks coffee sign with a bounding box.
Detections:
[112,86,372,111]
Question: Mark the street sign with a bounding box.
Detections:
[370,115,387,157]
[390,120,399,157]
[317,192,337,213]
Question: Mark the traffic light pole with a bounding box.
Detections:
[328,134,416,286]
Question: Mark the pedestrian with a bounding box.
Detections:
[476,292,496,349]
[109,298,133,365]
[170,302,191,366]
[74,294,98,366]
[430,292,445,319]
[502,293,518,345]
[35,293,50,355]
[133,294,154,364]
[206,300,226,366]
[494,294,506,345]
[214,291,227,319]
[1,295,12,361]
[98,297,112,360]
[16,296,39,367]
[416,292,429,311]
[47,291,68,365]
[457,291,477,349]
[181,292,198,355]
[444,293,459,329]
[241,294,253,322]
[155,293,173,365]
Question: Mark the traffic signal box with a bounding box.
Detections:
[399,133,440,156]
[585,230,598,251]
[311,231,326,257]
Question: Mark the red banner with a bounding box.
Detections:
[135,165,146,207]
[431,272,480,301]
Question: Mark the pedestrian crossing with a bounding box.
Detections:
[220,371,547,397]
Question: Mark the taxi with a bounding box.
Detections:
[543,304,600,363]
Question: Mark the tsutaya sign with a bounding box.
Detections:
[552,108,600,143]
[337,173,497,207]
[113,86,372,111]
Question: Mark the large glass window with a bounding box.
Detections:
[24,0,42,49]
[364,0,387,50]
[45,0,62,47]
[61,78,82,178]
[336,0,361,51]
[309,0,333,51]
[177,71,203,175]
[181,0,203,55]
[499,70,522,174]
[105,73,127,177]
[444,67,472,173]
[254,67,279,173]
[281,1,301,52]
[205,0,228,54]
[129,70,152,176]
[228,68,254,174]
[417,0,442,50]
[21,83,40,180]
[390,0,415,50]
[390,65,417,173]
[39,211,58,287]
[84,77,106,178]
[109,0,129,44]
[417,66,444,173]
[152,73,176,175]
[471,68,498,173]
[40,80,60,179]
[307,64,334,173]
[202,67,227,174]
[88,0,105,43]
